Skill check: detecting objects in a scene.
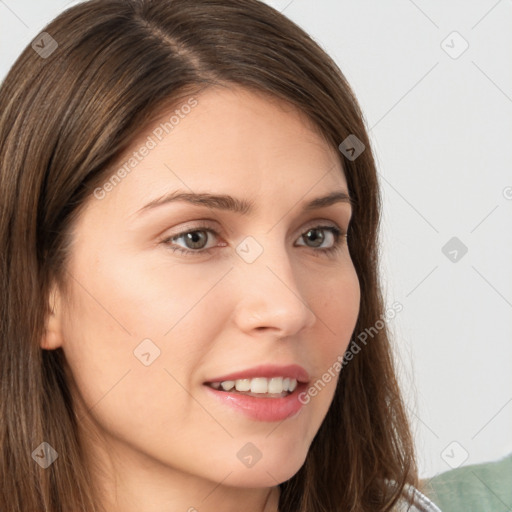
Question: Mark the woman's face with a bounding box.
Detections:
[48,86,360,497]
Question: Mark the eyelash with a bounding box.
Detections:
[161,222,348,258]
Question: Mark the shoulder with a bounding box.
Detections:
[420,453,512,512]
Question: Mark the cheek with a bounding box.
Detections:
[310,263,360,360]
[294,263,360,427]
[59,279,207,456]
[59,249,230,431]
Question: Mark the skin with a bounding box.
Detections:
[43,85,361,512]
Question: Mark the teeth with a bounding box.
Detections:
[220,380,235,391]
[250,377,268,393]
[210,377,298,395]
[268,377,283,394]
[235,379,251,392]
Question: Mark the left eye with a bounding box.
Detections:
[162,224,345,256]
[296,226,339,249]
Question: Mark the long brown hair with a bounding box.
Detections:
[0,0,418,510]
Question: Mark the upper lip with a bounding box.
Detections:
[204,364,310,384]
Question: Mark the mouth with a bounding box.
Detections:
[205,376,298,398]
[202,364,310,422]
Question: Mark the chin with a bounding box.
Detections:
[225,461,304,488]
[219,444,309,488]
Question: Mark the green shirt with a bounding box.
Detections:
[420,453,512,512]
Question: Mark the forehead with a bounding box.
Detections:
[126,85,341,169]
[88,85,348,219]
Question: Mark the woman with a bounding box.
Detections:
[0,0,441,510]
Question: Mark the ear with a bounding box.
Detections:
[40,284,64,350]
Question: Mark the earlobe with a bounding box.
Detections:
[40,285,64,350]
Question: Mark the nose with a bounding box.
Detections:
[231,239,317,338]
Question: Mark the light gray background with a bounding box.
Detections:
[1,0,511,479]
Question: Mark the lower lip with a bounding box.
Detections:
[203,383,308,422]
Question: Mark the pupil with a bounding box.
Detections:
[186,231,207,249]
[306,229,324,247]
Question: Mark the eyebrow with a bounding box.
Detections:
[135,189,353,217]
